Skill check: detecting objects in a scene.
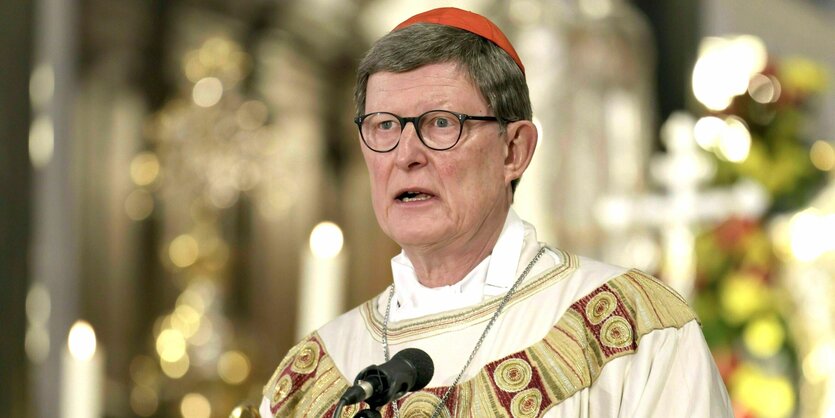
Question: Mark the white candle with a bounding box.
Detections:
[61,320,104,418]
[296,222,347,340]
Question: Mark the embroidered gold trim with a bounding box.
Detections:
[263,333,350,417]
[263,266,698,417]
[585,291,617,325]
[600,316,633,348]
[511,388,542,418]
[273,375,292,404]
[361,248,577,343]
[290,341,320,374]
[400,391,452,418]
[494,358,532,393]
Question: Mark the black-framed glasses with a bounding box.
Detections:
[354,110,499,152]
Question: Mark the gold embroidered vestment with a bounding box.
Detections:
[263,268,696,417]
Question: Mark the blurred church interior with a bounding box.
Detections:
[1,0,834,417]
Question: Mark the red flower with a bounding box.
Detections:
[715,217,758,251]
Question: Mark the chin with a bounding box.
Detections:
[386,224,446,248]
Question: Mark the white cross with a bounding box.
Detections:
[595,111,768,299]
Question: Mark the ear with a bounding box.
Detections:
[503,120,538,186]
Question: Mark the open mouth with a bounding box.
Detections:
[396,191,434,202]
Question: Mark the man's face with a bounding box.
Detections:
[361,62,513,252]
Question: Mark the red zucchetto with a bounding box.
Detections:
[393,7,525,75]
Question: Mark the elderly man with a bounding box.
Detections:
[261,7,731,418]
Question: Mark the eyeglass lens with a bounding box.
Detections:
[360,110,462,151]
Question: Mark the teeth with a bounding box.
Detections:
[401,193,431,202]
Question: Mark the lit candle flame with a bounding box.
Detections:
[67,320,97,361]
[309,222,344,259]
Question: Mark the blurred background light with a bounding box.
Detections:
[810,140,835,171]
[579,0,613,18]
[217,351,251,385]
[309,221,344,259]
[129,355,160,387]
[156,329,186,363]
[160,354,189,379]
[29,64,54,110]
[180,393,211,418]
[169,235,200,268]
[68,321,97,361]
[124,189,155,221]
[748,73,781,104]
[177,288,207,315]
[742,315,785,358]
[189,318,214,347]
[26,283,50,326]
[731,364,795,418]
[716,116,752,163]
[508,0,542,24]
[129,385,158,417]
[789,208,835,261]
[719,272,768,324]
[28,115,54,169]
[25,327,50,364]
[803,339,835,384]
[235,100,269,130]
[171,304,201,339]
[192,77,223,108]
[130,152,160,186]
[693,116,725,151]
[692,35,768,111]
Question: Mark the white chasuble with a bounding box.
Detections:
[260,227,732,417]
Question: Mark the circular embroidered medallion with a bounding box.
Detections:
[493,358,533,393]
[600,316,633,348]
[290,341,320,374]
[272,375,293,405]
[510,388,542,418]
[585,291,617,325]
[398,392,451,418]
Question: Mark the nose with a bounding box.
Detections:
[394,120,428,170]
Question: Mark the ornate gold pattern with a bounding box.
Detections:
[600,316,633,348]
[398,392,451,418]
[264,267,698,417]
[263,334,349,416]
[585,291,617,325]
[510,388,542,418]
[494,358,533,393]
[272,375,292,404]
[290,341,320,374]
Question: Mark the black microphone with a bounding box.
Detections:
[339,348,434,409]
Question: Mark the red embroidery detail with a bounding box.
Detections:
[270,339,326,414]
[483,351,551,414]
[570,285,638,357]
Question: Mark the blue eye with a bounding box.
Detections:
[379,120,395,130]
[432,117,452,128]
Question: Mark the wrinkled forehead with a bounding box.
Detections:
[364,63,488,111]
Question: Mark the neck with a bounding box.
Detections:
[403,209,508,288]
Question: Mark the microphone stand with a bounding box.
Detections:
[336,346,433,418]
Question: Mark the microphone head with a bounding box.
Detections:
[392,348,434,391]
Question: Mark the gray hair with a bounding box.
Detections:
[354,23,532,191]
